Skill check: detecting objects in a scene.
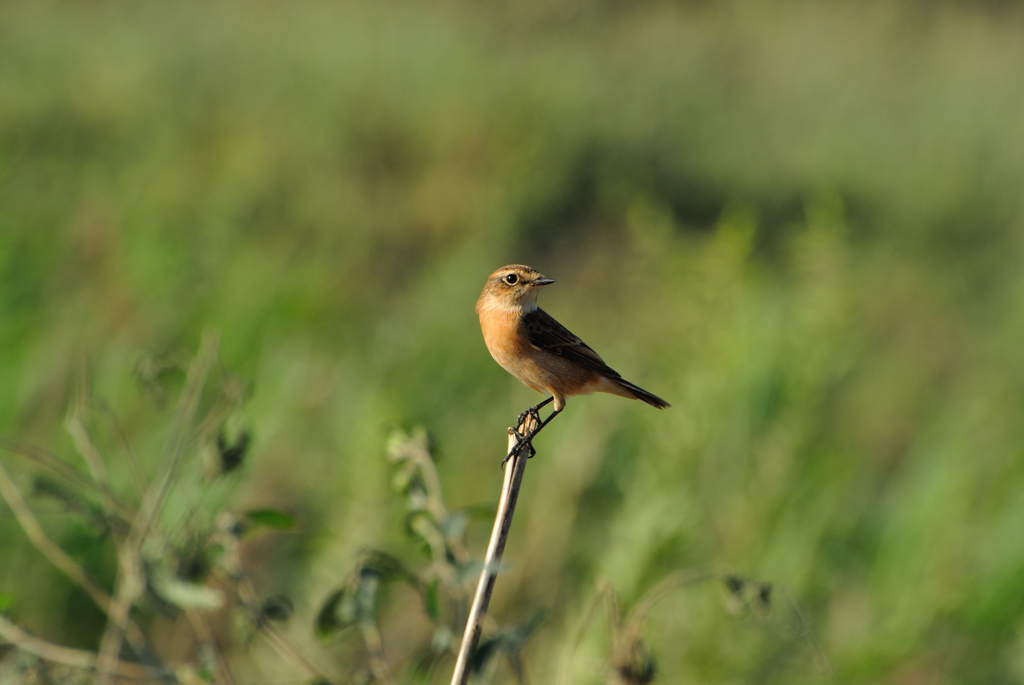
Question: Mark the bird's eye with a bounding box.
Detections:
[504,273,519,285]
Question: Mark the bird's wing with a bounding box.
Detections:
[520,308,621,378]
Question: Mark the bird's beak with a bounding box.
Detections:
[533,277,556,286]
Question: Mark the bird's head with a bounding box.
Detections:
[476,264,556,313]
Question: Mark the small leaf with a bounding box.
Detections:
[316,588,354,636]
[721,574,748,615]
[178,542,213,582]
[259,595,294,624]
[355,573,381,621]
[470,611,545,673]
[0,594,13,613]
[471,636,502,674]
[410,648,446,681]
[440,512,468,541]
[503,609,545,650]
[724,575,745,596]
[423,579,441,622]
[217,430,250,474]
[431,625,453,653]
[404,511,437,540]
[391,466,414,493]
[318,551,424,637]
[151,570,223,610]
[31,476,111,535]
[616,641,657,685]
[360,550,416,585]
[30,475,78,504]
[756,582,773,614]
[386,429,412,462]
[244,508,296,531]
[386,427,429,464]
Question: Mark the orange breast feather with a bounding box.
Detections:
[479,308,546,393]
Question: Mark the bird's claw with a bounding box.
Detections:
[518,409,541,453]
[514,427,537,456]
[502,425,536,469]
[516,405,541,429]
[516,406,542,431]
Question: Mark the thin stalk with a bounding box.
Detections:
[450,414,537,685]
[0,617,159,681]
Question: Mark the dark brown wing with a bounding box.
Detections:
[520,308,621,378]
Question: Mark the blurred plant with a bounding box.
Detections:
[317,427,542,683]
[559,570,831,685]
[318,427,830,685]
[0,334,330,684]
[0,346,836,685]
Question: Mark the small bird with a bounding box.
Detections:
[476,264,669,446]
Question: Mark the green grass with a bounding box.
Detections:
[2,0,1024,682]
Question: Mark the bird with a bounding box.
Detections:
[476,264,669,454]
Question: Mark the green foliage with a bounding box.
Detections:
[0,340,314,682]
[243,508,297,532]
[316,550,423,638]
[471,611,546,677]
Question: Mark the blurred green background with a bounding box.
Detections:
[3,0,1024,682]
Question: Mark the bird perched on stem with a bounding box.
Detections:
[476,264,669,458]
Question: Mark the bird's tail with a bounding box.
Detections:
[615,378,671,409]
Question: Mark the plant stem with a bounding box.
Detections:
[0,617,158,681]
[450,414,536,685]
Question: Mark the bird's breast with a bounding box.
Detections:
[478,306,526,373]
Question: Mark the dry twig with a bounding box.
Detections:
[0,617,160,681]
[66,356,112,489]
[96,332,220,685]
[450,412,539,685]
[0,439,136,523]
[93,397,150,500]
[0,458,112,614]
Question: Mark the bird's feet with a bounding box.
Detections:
[517,406,543,450]
[516,427,537,459]
[503,399,555,468]
[516,405,541,431]
[516,397,553,431]
[502,423,537,469]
